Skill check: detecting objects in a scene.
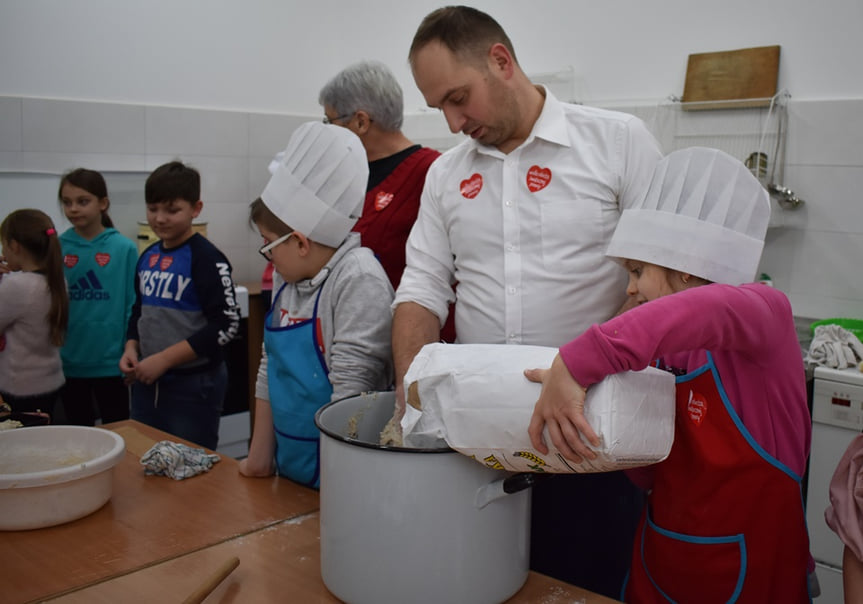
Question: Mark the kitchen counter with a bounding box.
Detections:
[4,421,620,604]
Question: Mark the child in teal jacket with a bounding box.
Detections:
[59,168,138,425]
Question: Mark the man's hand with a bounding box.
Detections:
[392,301,442,414]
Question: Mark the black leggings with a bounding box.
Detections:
[1,389,61,416]
[61,376,130,426]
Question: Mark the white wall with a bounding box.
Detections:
[1,0,862,323]
[2,0,861,112]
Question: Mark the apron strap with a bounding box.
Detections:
[267,278,327,327]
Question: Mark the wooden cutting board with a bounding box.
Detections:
[682,45,780,110]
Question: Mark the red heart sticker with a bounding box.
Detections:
[526,166,552,193]
[686,390,708,427]
[375,191,394,211]
[64,254,79,268]
[95,253,110,267]
[460,173,483,199]
[160,256,173,271]
[148,254,160,269]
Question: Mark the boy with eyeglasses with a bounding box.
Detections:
[239,122,394,487]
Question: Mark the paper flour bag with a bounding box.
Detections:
[401,343,675,473]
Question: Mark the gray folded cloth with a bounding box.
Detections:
[140,440,221,480]
[807,324,863,369]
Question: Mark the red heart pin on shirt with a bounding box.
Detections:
[160,256,173,271]
[526,165,552,192]
[375,191,394,211]
[148,254,160,268]
[687,390,708,427]
[460,173,483,199]
[64,254,79,268]
[95,252,110,267]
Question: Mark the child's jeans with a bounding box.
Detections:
[130,362,227,450]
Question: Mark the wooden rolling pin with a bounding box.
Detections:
[182,556,240,604]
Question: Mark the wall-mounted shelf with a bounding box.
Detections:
[674,95,780,111]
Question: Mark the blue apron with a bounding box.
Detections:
[264,282,332,488]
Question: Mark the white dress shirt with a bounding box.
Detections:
[394,90,663,347]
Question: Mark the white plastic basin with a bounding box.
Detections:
[0,425,126,530]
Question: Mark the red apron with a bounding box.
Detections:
[625,353,810,603]
[353,146,439,290]
[353,146,455,342]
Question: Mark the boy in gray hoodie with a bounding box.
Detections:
[239,122,393,487]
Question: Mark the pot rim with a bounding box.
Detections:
[315,393,453,454]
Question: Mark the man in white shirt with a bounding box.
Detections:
[393,6,663,598]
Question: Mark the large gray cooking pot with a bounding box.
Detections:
[315,391,531,604]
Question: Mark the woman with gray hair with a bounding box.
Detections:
[318,61,440,292]
[319,60,405,132]
[320,60,454,342]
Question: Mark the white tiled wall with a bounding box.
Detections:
[1,95,862,325]
[765,100,863,321]
[610,98,863,323]
[0,96,320,286]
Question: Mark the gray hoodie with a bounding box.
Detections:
[255,233,394,401]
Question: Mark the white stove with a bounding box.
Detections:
[807,364,863,602]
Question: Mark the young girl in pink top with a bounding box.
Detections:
[0,209,69,415]
[526,147,813,602]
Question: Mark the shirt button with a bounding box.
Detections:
[505,200,513,207]
[508,286,517,295]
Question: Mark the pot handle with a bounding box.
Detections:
[474,472,555,510]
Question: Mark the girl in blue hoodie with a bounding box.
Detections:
[59,169,138,425]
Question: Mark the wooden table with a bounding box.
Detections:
[5,421,620,604]
[43,512,622,604]
[3,421,319,604]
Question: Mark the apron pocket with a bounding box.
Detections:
[274,427,320,488]
[640,512,747,604]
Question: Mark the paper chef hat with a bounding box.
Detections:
[607,147,770,285]
[261,121,367,248]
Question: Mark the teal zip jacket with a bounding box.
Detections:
[60,227,138,377]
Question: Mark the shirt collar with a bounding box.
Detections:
[530,87,571,148]
[472,86,571,158]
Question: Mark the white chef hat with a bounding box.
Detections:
[261,121,367,248]
[607,147,770,285]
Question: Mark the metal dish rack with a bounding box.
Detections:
[648,89,804,219]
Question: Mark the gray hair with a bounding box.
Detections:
[318,60,404,132]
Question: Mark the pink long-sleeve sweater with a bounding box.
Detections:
[560,282,811,480]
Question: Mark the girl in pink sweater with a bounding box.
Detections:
[0,209,69,415]
[526,147,812,603]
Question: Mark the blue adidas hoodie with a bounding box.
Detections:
[60,227,139,377]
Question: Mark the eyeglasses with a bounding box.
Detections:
[322,113,353,125]
[258,232,295,260]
